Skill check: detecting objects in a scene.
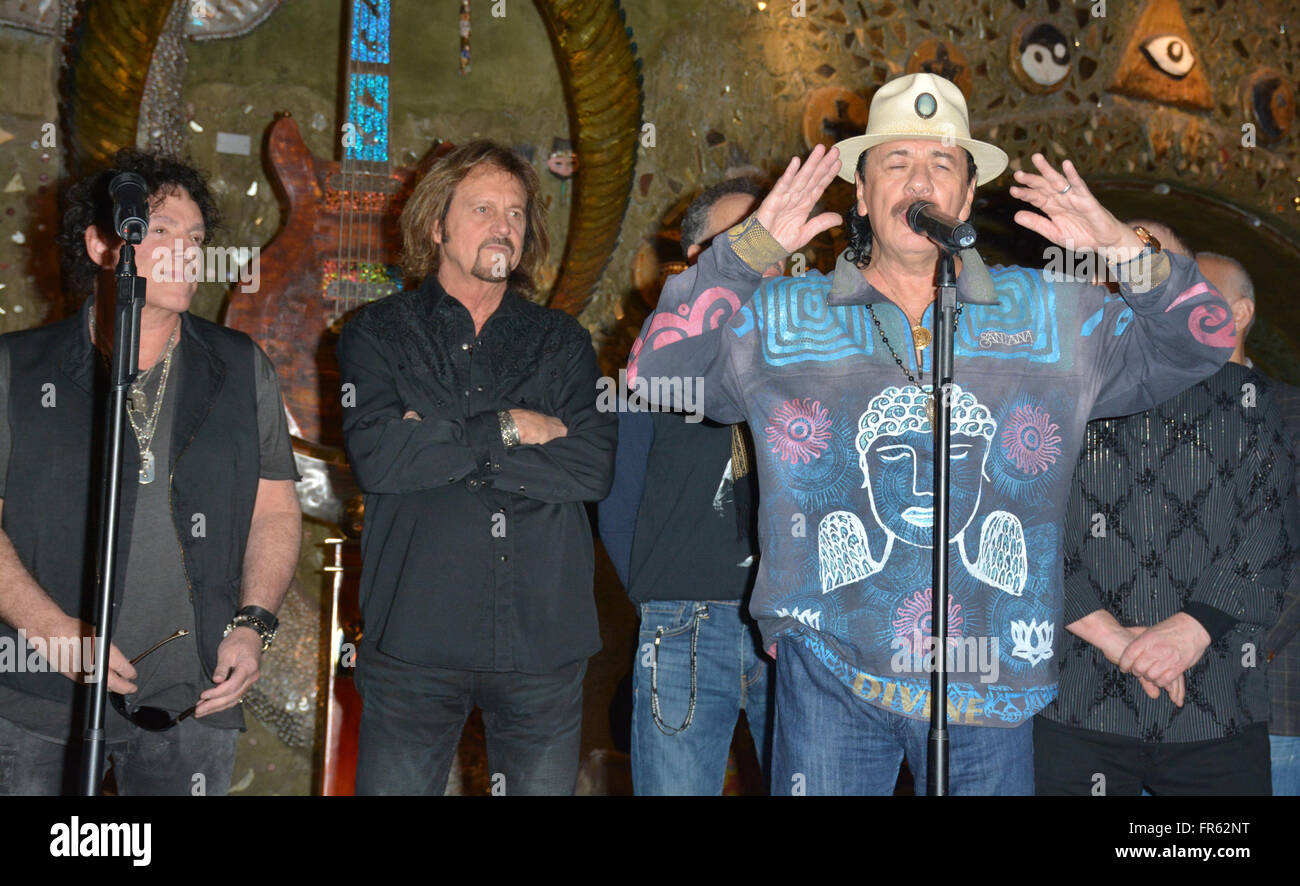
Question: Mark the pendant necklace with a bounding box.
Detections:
[126,327,179,484]
[867,302,963,432]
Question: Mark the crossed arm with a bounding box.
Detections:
[340,321,614,503]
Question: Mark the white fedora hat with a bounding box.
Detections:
[833,72,1008,186]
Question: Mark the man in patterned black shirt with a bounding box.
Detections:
[1036,245,1296,795]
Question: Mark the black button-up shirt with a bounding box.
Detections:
[337,275,616,673]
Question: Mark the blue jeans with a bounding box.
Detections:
[1271,733,1300,796]
[771,633,1034,795]
[355,642,586,796]
[631,599,774,795]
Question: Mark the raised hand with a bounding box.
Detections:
[753,143,844,254]
[1009,153,1141,256]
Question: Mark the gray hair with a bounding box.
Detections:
[680,177,764,253]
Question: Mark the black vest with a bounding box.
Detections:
[0,298,261,702]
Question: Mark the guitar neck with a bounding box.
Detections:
[328,0,400,318]
[344,0,392,174]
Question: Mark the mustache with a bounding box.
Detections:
[481,237,515,251]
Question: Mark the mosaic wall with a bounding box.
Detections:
[0,0,1297,793]
[596,0,1300,375]
[0,26,60,332]
[1,1,1296,342]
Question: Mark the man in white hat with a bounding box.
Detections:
[625,72,1235,794]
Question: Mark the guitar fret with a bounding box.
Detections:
[349,60,391,77]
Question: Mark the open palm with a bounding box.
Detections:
[1009,153,1133,255]
[753,143,844,253]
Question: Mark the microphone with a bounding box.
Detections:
[109,172,150,243]
[906,201,976,252]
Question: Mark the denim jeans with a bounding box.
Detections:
[1270,733,1300,796]
[770,633,1033,795]
[355,642,586,796]
[0,714,237,796]
[630,599,774,795]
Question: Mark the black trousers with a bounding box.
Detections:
[1033,715,1272,796]
[354,641,586,796]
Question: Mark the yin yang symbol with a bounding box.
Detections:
[1018,23,1071,89]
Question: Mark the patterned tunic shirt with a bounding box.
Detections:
[629,218,1235,727]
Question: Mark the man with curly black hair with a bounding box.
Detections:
[0,150,302,795]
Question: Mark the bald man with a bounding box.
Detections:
[599,177,777,795]
[1197,253,1255,368]
[1039,250,1297,795]
[1200,250,1300,796]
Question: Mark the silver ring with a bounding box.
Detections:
[1058,183,1072,195]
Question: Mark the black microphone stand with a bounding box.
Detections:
[927,245,959,797]
[79,230,146,795]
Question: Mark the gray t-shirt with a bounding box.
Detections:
[0,330,298,742]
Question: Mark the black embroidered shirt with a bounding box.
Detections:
[337,275,617,673]
[1042,362,1298,741]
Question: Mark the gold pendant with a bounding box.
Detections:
[912,326,932,349]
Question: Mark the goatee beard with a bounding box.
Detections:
[471,239,513,282]
[471,261,508,283]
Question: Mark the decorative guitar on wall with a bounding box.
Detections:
[226,0,447,448]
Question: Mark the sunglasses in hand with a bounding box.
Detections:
[109,629,197,732]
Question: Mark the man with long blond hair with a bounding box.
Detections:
[337,140,616,795]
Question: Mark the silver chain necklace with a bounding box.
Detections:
[127,327,179,484]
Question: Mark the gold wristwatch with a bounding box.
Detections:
[1130,225,1162,257]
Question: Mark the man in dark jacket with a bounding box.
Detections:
[0,150,302,795]
[338,141,616,796]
